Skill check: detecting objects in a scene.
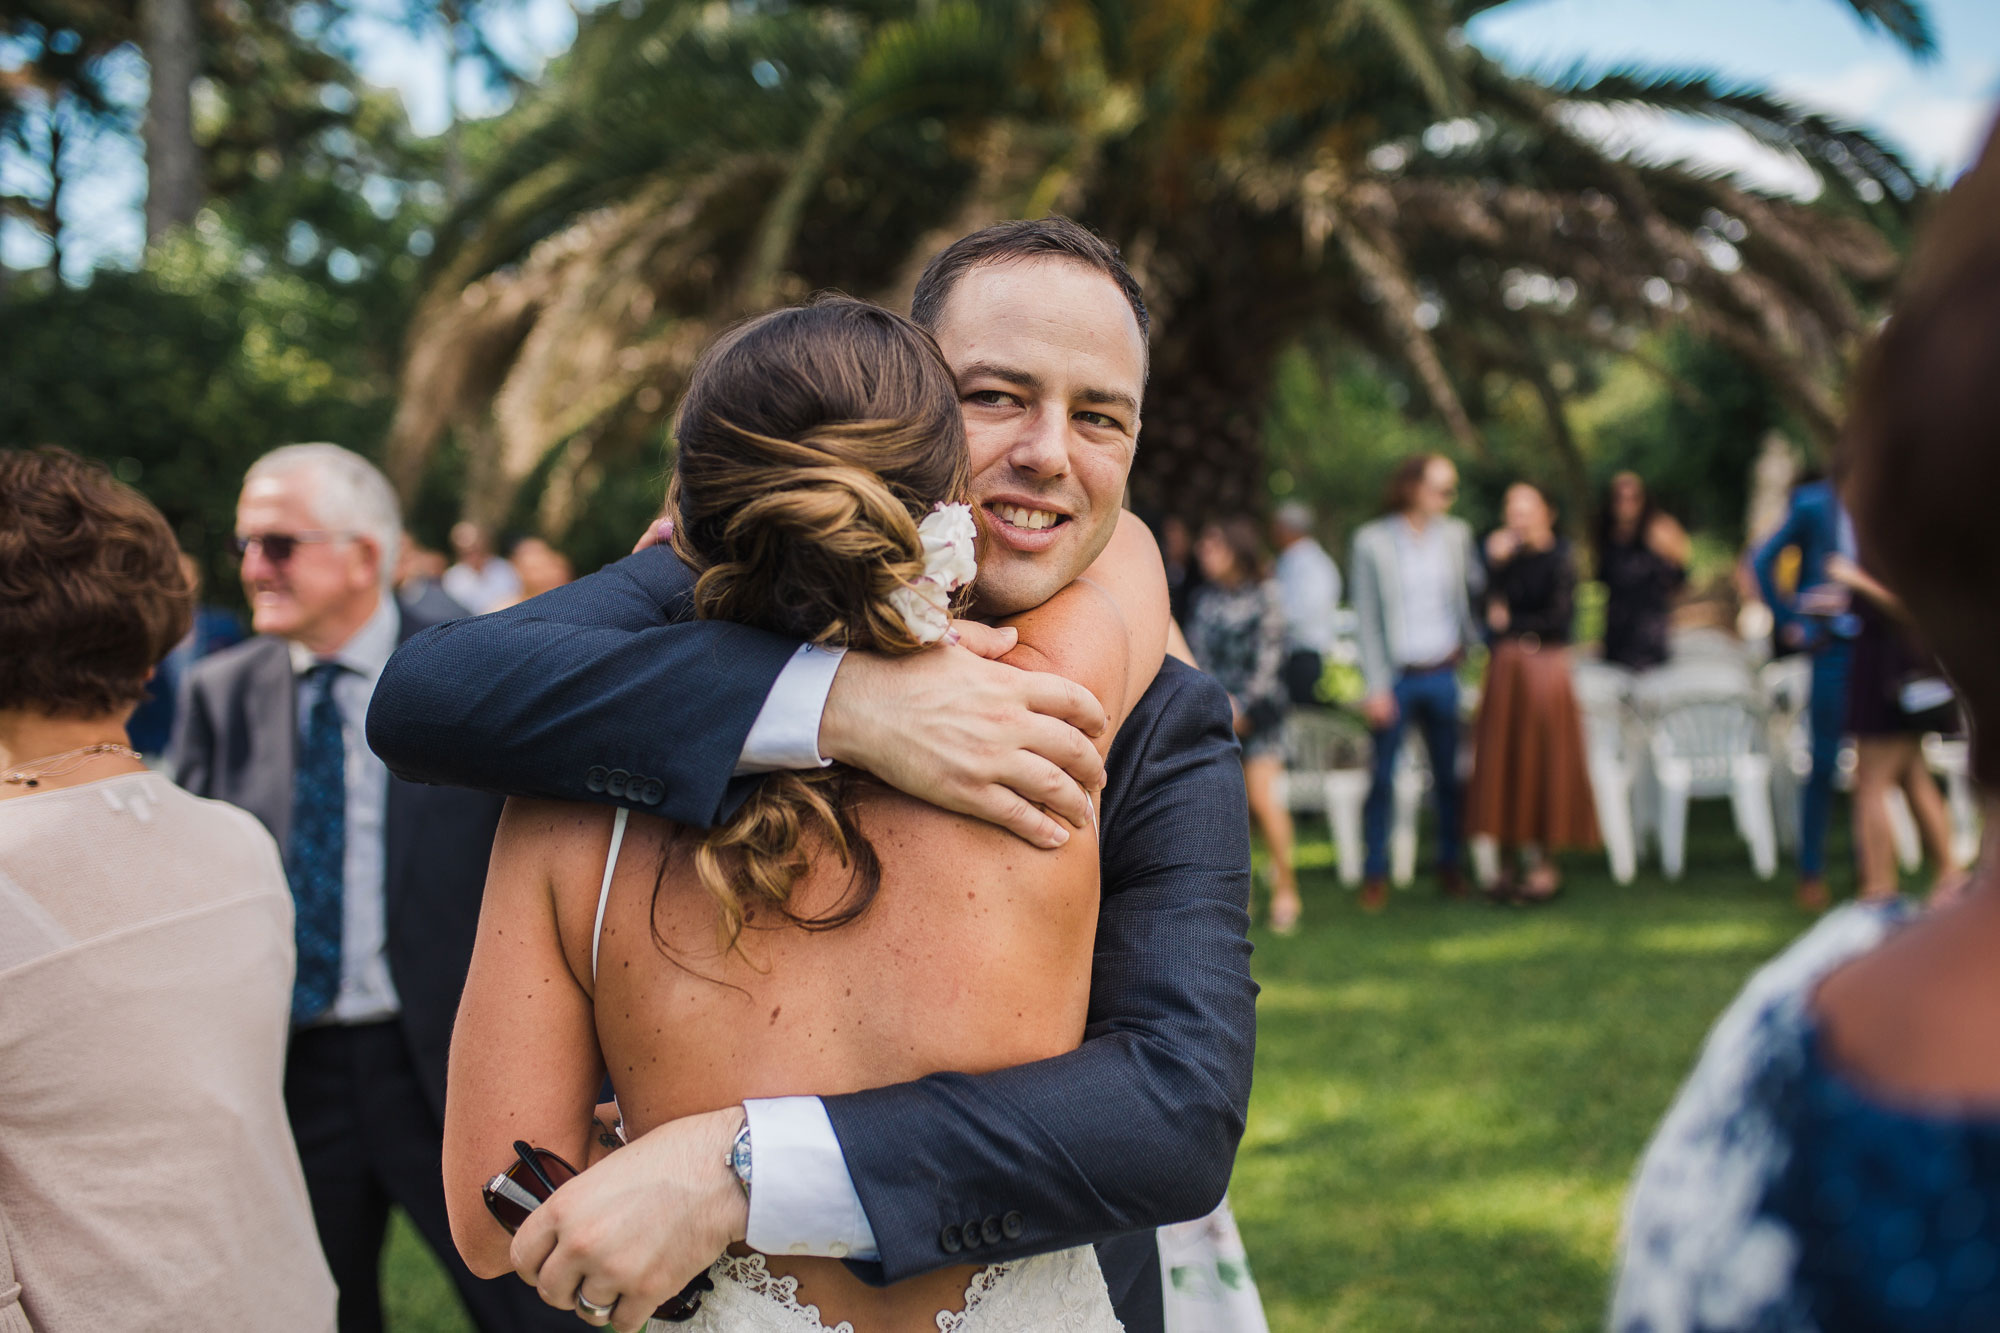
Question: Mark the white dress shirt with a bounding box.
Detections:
[442,557,521,615]
[727,643,879,1259]
[288,592,402,1025]
[1392,518,1462,667]
[1274,538,1343,655]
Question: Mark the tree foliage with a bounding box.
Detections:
[388,0,1931,540]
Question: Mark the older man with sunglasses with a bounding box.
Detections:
[172,444,571,1333]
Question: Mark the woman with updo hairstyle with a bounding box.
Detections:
[1615,116,2000,1331]
[444,296,1164,1332]
[0,448,336,1331]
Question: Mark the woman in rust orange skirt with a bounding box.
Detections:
[1469,482,1600,903]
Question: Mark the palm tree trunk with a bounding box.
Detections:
[46,112,65,279]
[140,0,202,242]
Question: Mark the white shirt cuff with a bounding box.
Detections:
[735,645,846,776]
[742,1096,879,1262]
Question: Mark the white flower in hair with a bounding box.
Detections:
[888,502,979,645]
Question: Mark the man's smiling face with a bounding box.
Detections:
[931,256,1148,618]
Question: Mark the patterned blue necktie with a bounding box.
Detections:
[287,661,346,1024]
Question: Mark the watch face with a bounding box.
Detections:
[731,1126,753,1184]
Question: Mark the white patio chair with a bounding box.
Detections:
[1279,709,1371,887]
[1573,660,1640,885]
[1650,695,1779,881]
[1924,734,1983,868]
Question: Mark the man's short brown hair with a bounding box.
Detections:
[909,215,1151,369]
[0,448,193,717]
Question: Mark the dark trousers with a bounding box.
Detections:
[285,1021,569,1333]
[1801,640,1854,879]
[1282,649,1325,707]
[1363,667,1463,879]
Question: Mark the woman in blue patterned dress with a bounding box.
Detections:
[1613,115,2000,1333]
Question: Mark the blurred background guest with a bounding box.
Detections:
[1189,517,1301,933]
[0,447,335,1332]
[172,444,560,1333]
[1349,453,1483,912]
[1595,471,1690,672]
[496,535,574,608]
[1752,473,1860,912]
[394,530,466,623]
[1616,116,2000,1333]
[1827,553,1965,904]
[123,552,244,761]
[1271,500,1342,708]
[1468,483,1599,903]
[1160,512,1203,627]
[442,519,519,614]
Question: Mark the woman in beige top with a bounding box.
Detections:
[0,448,335,1332]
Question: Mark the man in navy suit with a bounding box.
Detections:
[368,218,1257,1332]
[174,445,572,1333]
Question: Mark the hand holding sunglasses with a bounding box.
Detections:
[482,1141,714,1324]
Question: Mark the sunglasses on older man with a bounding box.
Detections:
[482,1140,713,1323]
[231,530,356,563]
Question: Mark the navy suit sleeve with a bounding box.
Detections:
[365,547,803,829]
[824,664,1257,1283]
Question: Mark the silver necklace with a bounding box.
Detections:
[1,742,142,789]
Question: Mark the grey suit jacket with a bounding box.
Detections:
[1348,513,1484,697]
[170,603,504,1117]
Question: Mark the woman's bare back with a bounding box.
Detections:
[548,782,1101,1329]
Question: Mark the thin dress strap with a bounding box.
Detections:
[591,807,630,984]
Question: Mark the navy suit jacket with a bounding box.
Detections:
[173,603,507,1119]
[365,548,1258,1331]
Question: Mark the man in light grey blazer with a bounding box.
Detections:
[1348,453,1484,911]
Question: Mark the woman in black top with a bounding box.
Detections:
[1595,472,1689,671]
[1467,483,1600,901]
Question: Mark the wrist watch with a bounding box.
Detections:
[727,1118,753,1200]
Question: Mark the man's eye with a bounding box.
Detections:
[1077,411,1121,429]
[968,390,1017,406]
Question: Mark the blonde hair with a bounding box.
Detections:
[663,296,969,950]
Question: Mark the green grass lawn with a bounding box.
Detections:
[383,804,1887,1332]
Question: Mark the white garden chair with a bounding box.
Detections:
[1279,709,1371,887]
[1649,695,1779,881]
[1923,734,1983,868]
[1572,660,1640,885]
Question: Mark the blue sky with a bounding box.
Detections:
[8,0,1997,275]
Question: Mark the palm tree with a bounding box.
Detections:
[388,0,1934,536]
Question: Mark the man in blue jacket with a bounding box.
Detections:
[367,216,1255,1333]
[1752,475,1859,911]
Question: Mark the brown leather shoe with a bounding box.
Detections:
[1796,877,1830,913]
[1438,866,1469,900]
[1359,877,1389,913]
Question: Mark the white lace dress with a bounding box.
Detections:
[657,1247,1122,1332]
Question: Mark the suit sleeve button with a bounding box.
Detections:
[1001,1211,1023,1239]
[641,778,664,805]
[585,766,609,793]
[939,1225,963,1255]
[961,1221,983,1250]
[981,1216,1002,1244]
[606,768,630,797]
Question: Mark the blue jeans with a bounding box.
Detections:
[1800,640,1853,879]
[1364,667,1462,879]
